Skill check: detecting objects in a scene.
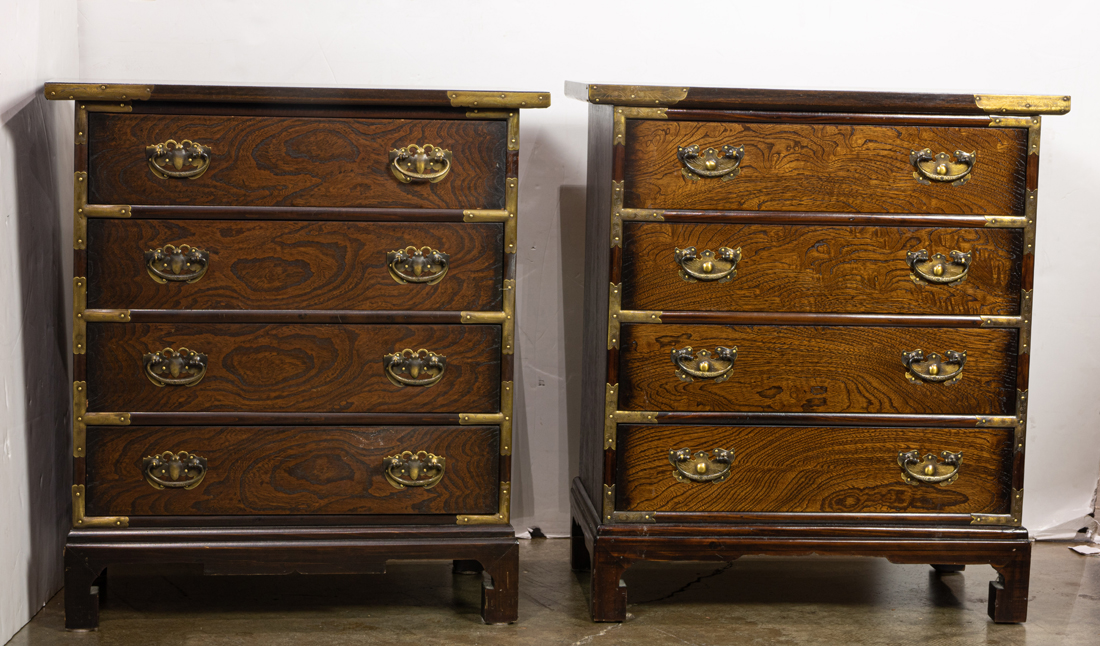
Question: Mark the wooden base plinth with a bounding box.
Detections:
[64,524,519,630]
[570,478,1030,623]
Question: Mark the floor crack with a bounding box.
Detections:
[636,562,734,604]
[571,623,621,645]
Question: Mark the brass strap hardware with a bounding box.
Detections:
[460,382,514,455]
[669,448,734,483]
[146,140,212,179]
[383,451,446,489]
[457,481,511,524]
[387,246,450,285]
[145,244,210,284]
[676,246,741,283]
[678,144,744,181]
[460,311,507,325]
[613,107,668,145]
[448,91,549,109]
[389,144,452,184]
[902,349,965,385]
[911,149,975,186]
[72,381,130,458]
[502,279,516,354]
[72,485,128,528]
[984,215,1028,228]
[604,383,619,450]
[588,85,689,106]
[383,348,446,387]
[74,171,130,250]
[971,488,1023,526]
[672,346,737,383]
[46,83,152,102]
[898,450,962,486]
[74,101,132,145]
[974,94,1070,115]
[143,347,208,387]
[143,451,208,489]
[74,276,130,355]
[907,249,971,285]
[603,484,615,522]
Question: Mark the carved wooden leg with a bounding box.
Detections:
[64,549,105,631]
[590,547,630,622]
[480,542,519,624]
[989,544,1031,623]
[453,559,483,575]
[571,518,591,572]
[932,564,966,573]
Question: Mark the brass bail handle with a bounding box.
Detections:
[898,450,963,486]
[387,246,451,285]
[907,249,971,285]
[389,144,453,183]
[383,450,446,489]
[146,139,212,179]
[672,346,737,383]
[145,244,210,284]
[675,246,742,283]
[902,349,966,385]
[677,144,745,181]
[142,451,208,489]
[143,347,208,387]
[669,448,734,483]
[911,148,976,186]
[383,348,447,387]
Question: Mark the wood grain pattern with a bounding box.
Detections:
[622,223,1023,315]
[618,325,1017,415]
[88,114,507,208]
[87,219,503,311]
[87,323,501,413]
[85,425,498,516]
[624,121,1028,214]
[616,425,1011,514]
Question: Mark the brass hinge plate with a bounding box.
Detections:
[457,481,510,525]
[448,91,549,109]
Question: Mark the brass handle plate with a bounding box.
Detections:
[677,144,744,181]
[907,249,971,285]
[142,450,208,489]
[143,347,208,387]
[898,450,963,486]
[672,346,737,383]
[383,450,446,489]
[903,349,966,385]
[383,348,447,387]
[387,246,451,285]
[669,448,734,483]
[675,246,742,283]
[389,144,453,183]
[146,140,212,179]
[145,244,210,284]
[911,148,976,186]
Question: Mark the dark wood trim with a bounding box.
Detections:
[506,151,519,177]
[608,246,622,285]
[612,144,625,183]
[664,109,994,126]
[654,412,987,427]
[124,514,462,527]
[653,210,1003,227]
[72,353,85,382]
[126,412,461,426]
[127,205,469,221]
[655,312,985,327]
[1026,154,1040,191]
[120,310,468,324]
[130,101,471,120]
[645,511,976,525]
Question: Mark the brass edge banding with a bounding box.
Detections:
[984,215,1028,228]
[616,411,658,424]
[619,310,662,324]
[73,277,86,354]
[462,210,510,222]
[72,485,129,528]
[456,481,510,524]
[84,310,132,323]
[974,94,1070,115]
[613,109,626,146]
[507,111,519,151]
[1015,389,1028,454]
[613,511,655,523]
[588,85,689,106]
[988,115,1037,129]
[610,181,624,247]
[505,178,518,254]
[499,381,513,456]
[621,208,665,221]
[502,279,515,355]
[975,415,1016,427]
[607,283,621,349]
[970,488,1023,526]
[460,311,507,325]
[448,91,549,109]
[75,101,133,144]
[47,83,152,102]
[603,484,615,522]
[1018,290,1033,355]
[1027,117,1042,157]
[460,413,505,425]
[604,383,618,450]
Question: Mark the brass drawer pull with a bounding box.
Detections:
[146,139,212,179]
[677,144,744,181]
[911,148,975,186]
[675,246,742,283]
[389,144,453,183]
[143,347,208,387]
[145,244,210,284]
[142,450,208,489]
[907,249,971,285]
[672,346,737,383]
[383,450,446,489]
[387,246,451,285]
[902,349,966,385]
[669,448,734,483]
[898,450,962,486]
[383,348,447,387]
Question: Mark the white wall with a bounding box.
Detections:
[0,0,78,642]
[71,0,1100,539]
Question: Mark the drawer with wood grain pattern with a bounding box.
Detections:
[87,113,508,209]
[86,323,501,413]
[615,424,1013,515]
[624,121,1028,214]
[622,222,1024,316]
[617,324,1018,415]
[86,219,504,311]
[85,425,500,516]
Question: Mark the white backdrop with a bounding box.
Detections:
[70,0,1100,541]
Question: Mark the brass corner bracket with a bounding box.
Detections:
[72,485,128,528]
[73,277,130,355]
[587,84,689,107]
[74,171,131,250]
[971,488,1023,526]
[73,381,130,458]
[459,380,512,455]
[974,94,1069,115]
[457,481,511,525]
[448,91,549,109]
[47,83,152,102]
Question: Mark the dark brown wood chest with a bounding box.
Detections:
[47,82,549,628]
[566,82,1069,623]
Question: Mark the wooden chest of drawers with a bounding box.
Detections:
[47,82,548,628]
[566,82,1068,623]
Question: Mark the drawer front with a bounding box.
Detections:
[618,325,1017,415]
[622,223,1023,316]
[616,425,1013,515]
[85,425,499,516]
[87,219,504,311]
[88,113,507,209]
[87,323,500,413]
[624,121,1027,215]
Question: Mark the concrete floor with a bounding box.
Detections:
[6,540,1098,646]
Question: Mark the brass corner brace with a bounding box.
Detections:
[73,381,130,458]
[72,485,128,528]
[456,481,511,525]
